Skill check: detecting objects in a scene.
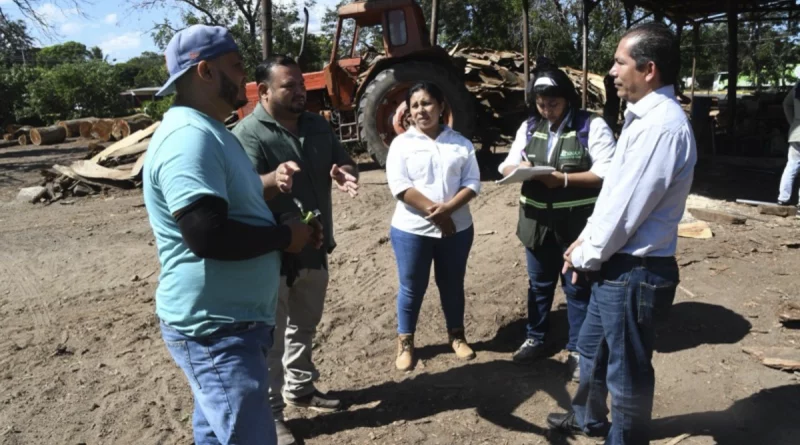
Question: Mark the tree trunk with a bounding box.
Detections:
[57,118,95,138]
[30,126,68,146]
[18,135,28,146]
[90,119,116,142]
[5,124,22,134]
[78,118,100,139]
[112,115,154,140]
[11,126,32,139]
[2,134,12,142]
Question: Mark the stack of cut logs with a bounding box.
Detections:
[2,114,154,147]
[34,122,160,204]
[449,46,607,116]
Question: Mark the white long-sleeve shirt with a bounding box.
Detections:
[571,86,697,271]
[497,113,617,179]
[386,126,481,238]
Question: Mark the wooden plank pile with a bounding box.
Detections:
[32,122,160,204]
[449,47,609,117]
[2,114,154,148]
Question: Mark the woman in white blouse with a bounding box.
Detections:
[385,82,481,371]
[497,68,616,380]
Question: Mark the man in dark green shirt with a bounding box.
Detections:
[232,55,358,445]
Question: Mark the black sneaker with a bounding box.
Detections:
[285,389,342,413]
[512,338,546,364]
[567,351,581,382]
[547,411,586,436]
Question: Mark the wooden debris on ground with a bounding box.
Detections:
[678,221,713,239]
[778,302,800,325]
[742,346,800,372]
[688,208,747,225]
[31,121,160,204]
[759,205,794,217]
[664,434,691,445]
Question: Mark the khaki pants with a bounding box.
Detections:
[268,268,328,416]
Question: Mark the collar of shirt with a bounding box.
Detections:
[405,125,455,142]
[624,85,675,124]
[253,101,314,137]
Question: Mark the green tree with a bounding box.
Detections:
[0,17,34,66]
[37,41,93,66]
[27,60,128,120]
[0,65,44,124]
[137,0,327,77]
[116,51,168,89]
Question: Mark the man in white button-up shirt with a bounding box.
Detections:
[547,23,696,445]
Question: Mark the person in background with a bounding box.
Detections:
[233,55,358,445]
[385,82,481,372]
[143,25,317,445]
[548,23,697,445]
[498,68,616,381]
[777,82,800,218]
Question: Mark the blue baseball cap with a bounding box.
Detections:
[156,25,240,97]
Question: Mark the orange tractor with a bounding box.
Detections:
[237,0,477,166]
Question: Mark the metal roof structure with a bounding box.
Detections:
[626,0,800,22]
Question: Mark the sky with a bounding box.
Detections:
[0,0,340,62]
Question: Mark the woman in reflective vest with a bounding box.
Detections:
[498,68,616,380]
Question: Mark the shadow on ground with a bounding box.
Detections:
[653,385,800,445]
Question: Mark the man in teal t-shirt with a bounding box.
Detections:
[143,25,315,445]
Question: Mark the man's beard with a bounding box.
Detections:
[219,71,248,110]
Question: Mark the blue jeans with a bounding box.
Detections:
[161,321,277,445]
[390,225,474,334]
[778,142,800,203]
[572,255,679,445]
[525,233,591,351]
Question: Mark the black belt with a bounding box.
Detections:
[608,253,676,268]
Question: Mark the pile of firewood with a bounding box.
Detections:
[32,122,160,204]
[450,46,608,115]
[2,114,154,148]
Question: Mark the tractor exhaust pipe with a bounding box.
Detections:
[298,7,309,61]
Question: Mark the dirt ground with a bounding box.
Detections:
[1,139,799,445]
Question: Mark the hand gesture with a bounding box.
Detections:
[425,202,453,227]
[276,161,300,194]
[284,219,314,254]
[308,217,324,250]
[535,171,564,189]
[330,164,359,198]
[562,238,584,284]
[439,217,456,237]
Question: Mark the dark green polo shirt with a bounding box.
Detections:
[232,102,355,270]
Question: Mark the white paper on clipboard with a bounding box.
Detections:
[495,166,556,185]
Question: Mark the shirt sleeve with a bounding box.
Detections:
[386,137,413,199]
[571,127,686,271]
[586,117,617,179]
[460,140,481,195]
[151,126,229,215]
[232,124,270,174]
[498,121,528,174]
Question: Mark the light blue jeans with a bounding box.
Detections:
[778,142,800,203]
[161,321,277,445]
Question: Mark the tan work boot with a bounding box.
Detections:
[395,334,414,371]
[448,329,476,360]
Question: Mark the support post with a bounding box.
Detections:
[523,0,530,102]
[691,23,700,101]
[727,2,739,134]
[261,0,272,59]
[581,0,592,109]
[430,0,440,46]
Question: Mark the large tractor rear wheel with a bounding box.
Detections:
[357,61,476,167]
